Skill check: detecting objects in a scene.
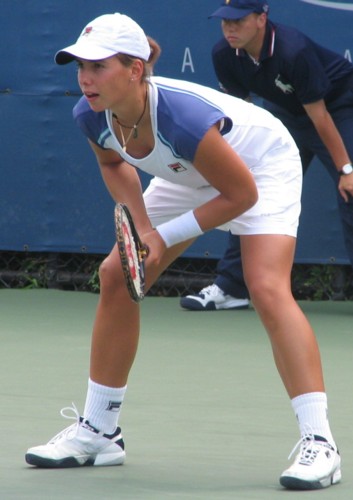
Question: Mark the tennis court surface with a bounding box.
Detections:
[0,289,352,499]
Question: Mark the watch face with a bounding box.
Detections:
[343,164,353,175]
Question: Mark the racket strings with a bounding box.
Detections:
[115,203,146,302]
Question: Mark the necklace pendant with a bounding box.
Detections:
[122,145,127,153]
[133,125,138,139]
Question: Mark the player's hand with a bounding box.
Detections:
[141,229,166,268]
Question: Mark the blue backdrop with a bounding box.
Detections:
[1,0,353,263]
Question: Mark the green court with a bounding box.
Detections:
[0,289,352,499]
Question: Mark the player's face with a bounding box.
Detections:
[76,56,132,112]
[221,13,266,53]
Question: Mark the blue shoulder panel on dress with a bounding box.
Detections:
[73,97,111,149]
[155,81,227,162]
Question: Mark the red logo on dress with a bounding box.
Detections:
[168,162,187,173]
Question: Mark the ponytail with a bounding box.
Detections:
[146,36,162,76]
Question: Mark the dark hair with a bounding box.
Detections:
[116,36,161,78]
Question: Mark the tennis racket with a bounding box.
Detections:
[114,203,149,303]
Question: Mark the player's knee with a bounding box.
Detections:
[247,276,287,310]
[99,256,123,294]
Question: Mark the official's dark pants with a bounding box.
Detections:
[215,93,353,298]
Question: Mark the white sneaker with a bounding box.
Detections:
[25,404,125,468]
[180,284,249,311]
[280,433,341,490]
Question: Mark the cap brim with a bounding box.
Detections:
[55,42,117,65]
[208,6,254,20]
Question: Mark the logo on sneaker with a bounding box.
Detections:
[81,420,99,433]
[106,401,122,412]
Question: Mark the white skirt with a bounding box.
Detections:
[144,139,302,238]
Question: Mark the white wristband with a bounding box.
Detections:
[156,211,203,248]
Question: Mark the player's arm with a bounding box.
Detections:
[303,99,353,201]
[88,140,153,234]
[191,124,258,231]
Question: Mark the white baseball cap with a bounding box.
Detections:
[55,13,151,65]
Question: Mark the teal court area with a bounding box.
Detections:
[0,289,352,500]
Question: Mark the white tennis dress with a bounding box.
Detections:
[74,76,302,236]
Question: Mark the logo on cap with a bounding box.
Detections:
[83,27,93,36]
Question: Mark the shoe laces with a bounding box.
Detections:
[48,403,81,444]
[288,426,326,466]
[200,284,222,297]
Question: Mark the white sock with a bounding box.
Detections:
[83,378,127,434]
[291,392,335,446]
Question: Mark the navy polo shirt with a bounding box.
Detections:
[212,21,353,116]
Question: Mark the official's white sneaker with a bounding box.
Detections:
[280,433,341,490]
[180,284,249,311]
[25,404,125,468]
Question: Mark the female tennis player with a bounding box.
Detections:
[25,13,341,491]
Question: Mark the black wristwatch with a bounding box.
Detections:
[340,163,353,175]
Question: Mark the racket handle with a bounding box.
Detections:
[139,244,149,260]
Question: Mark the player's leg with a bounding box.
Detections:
[81,179,200,446]
[89,241,189,387]
[25,227,192,469]
[241,233,341,490]
[242,234,323,395]
[24,244,136,468]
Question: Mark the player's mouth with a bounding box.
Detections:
[84,92,99,102]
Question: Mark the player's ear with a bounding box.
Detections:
[130,59,144,82]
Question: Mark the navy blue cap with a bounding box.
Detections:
[209,0,269,20]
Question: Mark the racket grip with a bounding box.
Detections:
[139,244,149,260]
